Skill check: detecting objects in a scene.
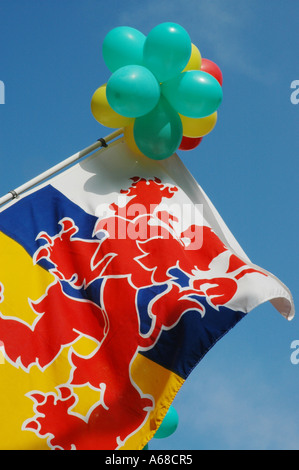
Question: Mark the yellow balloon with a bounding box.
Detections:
[91,84,133,128]
[180,112,217,137]
[124,121,145,157]
[182,43,202,71]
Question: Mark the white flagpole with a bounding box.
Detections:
[0,128,123,207]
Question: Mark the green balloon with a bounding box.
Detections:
[134,97,183,160]
[106,65,160,118]
[154,406,179,439]
[161,70,223,118]
[143,22,191,82]
[102,26,146,73]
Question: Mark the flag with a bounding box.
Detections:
[0,138,294,450]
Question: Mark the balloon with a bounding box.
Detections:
[182,43,202,71]
[179,135,203,150]
[106,65,160,118]
[93,24,224,160]
[180,112,217,137]
[162,71,222,118]
[201,58,223,86]
[124,121,145,157]
[134,96,183,160]
[154,406,179,439]
[91,84,133,128]
[143,22,192,82]
[102,26,146,73]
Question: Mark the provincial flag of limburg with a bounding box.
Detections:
[0,138,294,449]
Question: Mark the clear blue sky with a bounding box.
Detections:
[0,0,298,450]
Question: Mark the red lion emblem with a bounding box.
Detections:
[0,177,265,449]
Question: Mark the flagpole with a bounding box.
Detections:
[0,128,123,207]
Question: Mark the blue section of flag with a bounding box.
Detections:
[0,185,97,270]
[137,271,245,379]
[141,299,245,379]
[137,284,168,335]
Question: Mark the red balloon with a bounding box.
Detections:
[179,135,203,151]
[200,58,223,86]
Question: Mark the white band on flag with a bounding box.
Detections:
[0,129,123,207]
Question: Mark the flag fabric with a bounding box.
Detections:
[0,138,294,450]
